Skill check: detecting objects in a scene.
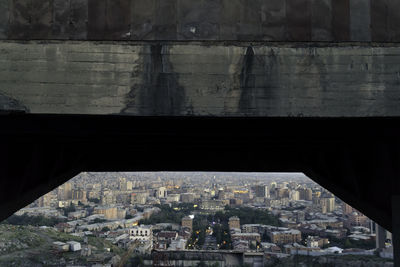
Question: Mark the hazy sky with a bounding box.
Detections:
[74,172,312,182]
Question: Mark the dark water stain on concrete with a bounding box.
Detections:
[122,44,185,115]
[238,46,255,114]
[259,48,279,99]
[238,47,280,116]
[0,93,29,113]
[301,49,328,96]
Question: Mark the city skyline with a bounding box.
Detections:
[0,171,392,266]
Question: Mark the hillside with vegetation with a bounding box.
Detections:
[0,224,124,266]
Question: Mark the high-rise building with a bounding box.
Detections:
[254,185,269,198]
[57,187,65,201]
[305,188,313,201]
[228,216,240,229]
[101,190,116,205]
[343,211,369,228]
[289,190,300,201]
[64,182,72,199]
[277,188,289,199]
[58,182,73,200]
[270,182,277,191]
[299,187,312,201]
[343,203,354,215]
[38,192,54,207]
[126,181,133,191]
[119,178,127,191]
[320,194,335,213]
[72,188,87,203]
[155,187,167,198]
[288,182,298,190]
[131,191,148,205]
[181,216,193,232]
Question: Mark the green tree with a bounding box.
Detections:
[88,198,100,204]
[2,214,65,227]
[262,232,271,242]
[92,218,107,223]
[131,255,144,267]
[62,203,76,214]
[212,206,280,226]
[139,203,198,225]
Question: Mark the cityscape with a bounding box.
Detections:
[0,172,394,267]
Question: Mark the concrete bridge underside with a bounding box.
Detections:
[1,115,400,233]
[1,0,400,263]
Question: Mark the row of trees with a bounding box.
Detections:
[326,237,376,250]
[188,215,209,249]
[1,214,65,227]
[189,215,209,249]
[139,203,198,225]
[213,206,281,226]
[212,223,232,249]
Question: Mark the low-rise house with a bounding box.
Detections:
[157,231,178,242]
[306,236,329,248]
[231,233,261,244]
[68,210,87,220]
[67,241,82,251]
[233,240,250,251]
[270,229,301,245]
[55,222,74,233]
[53,241,69,252]
[241,224,262,234]
[169,239,187,250]
[129,225,153,249]
[284,243,325,256]
[260,242,281,253]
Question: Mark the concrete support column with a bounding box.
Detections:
[370,220,374,235]
[393,196,400,267]
[376,223,387,249]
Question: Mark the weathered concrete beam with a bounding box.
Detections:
[0,0,400,42]
[1,41,400,117]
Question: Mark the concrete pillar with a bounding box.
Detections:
[370,220,374,234]
[376,223,386,250]
[392,196,400,267]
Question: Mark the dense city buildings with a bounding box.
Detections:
[0,172,393,266]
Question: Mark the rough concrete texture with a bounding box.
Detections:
[1,41,400,117]
[1,0,400,42]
